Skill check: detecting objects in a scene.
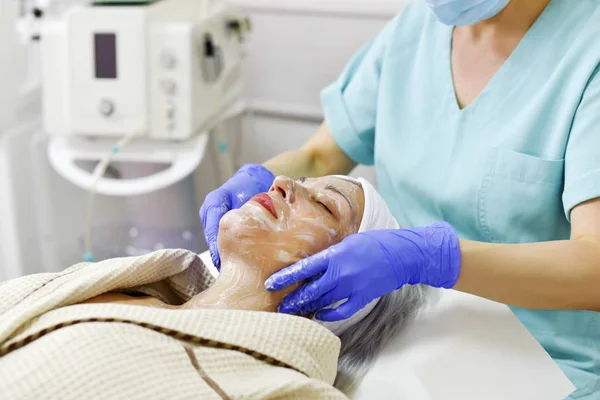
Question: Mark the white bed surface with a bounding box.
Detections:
[354,289,575,400]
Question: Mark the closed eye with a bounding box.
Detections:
[296,177,336,217]
[318,201,333,215]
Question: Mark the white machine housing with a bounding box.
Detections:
[41,0,245,141]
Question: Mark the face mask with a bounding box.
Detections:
[424,0,511,26]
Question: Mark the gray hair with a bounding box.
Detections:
[334,284,430,394]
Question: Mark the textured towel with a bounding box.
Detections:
[0,249,347,399]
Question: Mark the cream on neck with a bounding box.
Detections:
[182,254,299,312]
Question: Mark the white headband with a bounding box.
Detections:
[312,176,400,335]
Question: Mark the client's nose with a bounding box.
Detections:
[270,176,296,203]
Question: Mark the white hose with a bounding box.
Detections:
[82,130,139,262]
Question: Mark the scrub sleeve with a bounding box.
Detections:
[563,65,600,218]
[320,16,401,167]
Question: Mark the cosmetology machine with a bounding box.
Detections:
[38,0,251,262]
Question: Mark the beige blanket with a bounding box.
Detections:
[0,249,347,399]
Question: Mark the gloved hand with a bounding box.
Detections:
[265,222,461,321]
[200,164,275,269]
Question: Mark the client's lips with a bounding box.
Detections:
[250,193,277,218]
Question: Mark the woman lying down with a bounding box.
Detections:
[0,175,429,399]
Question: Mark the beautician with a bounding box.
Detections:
[200,0,600,396]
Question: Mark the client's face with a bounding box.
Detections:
[218,176,365,266]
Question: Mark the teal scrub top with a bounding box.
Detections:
[321,0,600,397]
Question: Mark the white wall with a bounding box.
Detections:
[0,0,30,280]
[234,0,410,184]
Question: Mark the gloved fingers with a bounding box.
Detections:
[200,191,231,220]
[202,225,221,267]
[265,250,332,292]
[304,272,324,284]
[200,202,229,269]
[294,290,342,316]
[314,299,364,322]
[277,276,337,315]
[241,164,276,193]
[230,191,253,209]
[208,241,221,270]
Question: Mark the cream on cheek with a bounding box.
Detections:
[202,181,361,309]
[220,201,339,264]
[236,204,337,264]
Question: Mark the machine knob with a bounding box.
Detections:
[166,104,175,119]
[160,50,177,69]
[161,79,177,95]
[99,99,115,117]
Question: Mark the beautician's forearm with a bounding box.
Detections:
[263,122,356,179]
[263,149,322,179]
[454,237,600,311]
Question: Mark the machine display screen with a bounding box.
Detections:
[94,33,117,79]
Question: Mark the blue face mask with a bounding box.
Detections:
[424,0,511,26]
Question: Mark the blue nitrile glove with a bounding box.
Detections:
[200,164,275,269]
[265,222,461,321]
